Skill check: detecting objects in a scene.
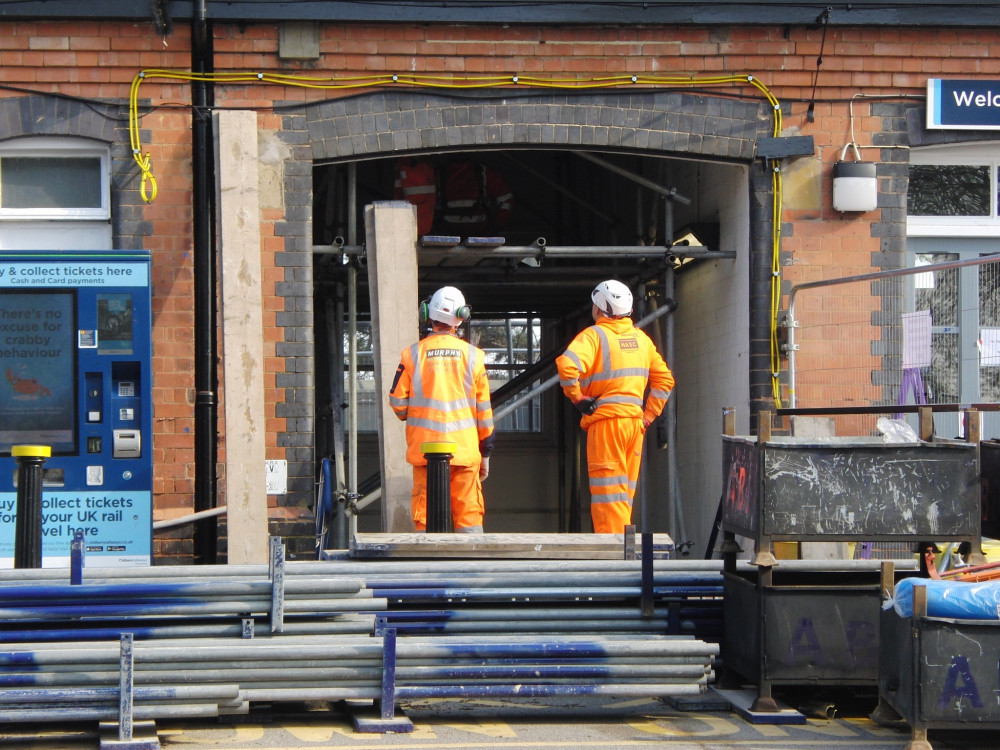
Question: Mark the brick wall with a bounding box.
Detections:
[3,17,998,559]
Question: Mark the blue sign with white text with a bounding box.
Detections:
[0,251,153,568]
[927,79,1000,129]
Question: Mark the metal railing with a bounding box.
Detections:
[783,254,1000,435]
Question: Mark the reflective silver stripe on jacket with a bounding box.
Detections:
[590,492,632,504]
[559,349,584,388]
[596,394,643,407]
[578,326,650,388]
[405,338,485,435]
[406,416,478,433]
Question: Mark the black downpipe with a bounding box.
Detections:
[192,3,218,564]
[748,159,777,435]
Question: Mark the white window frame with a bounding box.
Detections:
[907,142,1000,237]
[0,136,111,221]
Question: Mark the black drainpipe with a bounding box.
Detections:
[192,1,218,564]
[748,158,777,436]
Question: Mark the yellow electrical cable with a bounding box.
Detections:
[129,73,157,202]
[771,164,784,409]
[129,69,788,407]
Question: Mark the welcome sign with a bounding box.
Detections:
[927,79,1000,129]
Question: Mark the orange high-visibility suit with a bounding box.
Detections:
[393,158,437,236]
[389,332,495,532]
[439,161,514,234]
[556,315,674,533]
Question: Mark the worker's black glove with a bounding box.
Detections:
[574,398,598,416]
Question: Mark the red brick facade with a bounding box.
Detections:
[1,18,992,559]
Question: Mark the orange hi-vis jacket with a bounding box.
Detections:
[393,158,437,236]
[389,331,495,467]
[439,161,514,233]
[556,315,674,430]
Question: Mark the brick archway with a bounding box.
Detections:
[293,88,779,423]
[269,88,783,545]
[306,90,769,163]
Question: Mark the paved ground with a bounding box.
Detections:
[2,690,996,750]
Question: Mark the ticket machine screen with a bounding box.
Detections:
[0,290,77,454]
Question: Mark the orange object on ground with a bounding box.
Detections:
[942,560,1000,582]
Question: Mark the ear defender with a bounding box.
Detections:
[421,293,470,326]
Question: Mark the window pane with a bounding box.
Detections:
[980,258,1000,402]
[1,157,102,209]
[908,164,989,216]
[914,253,959,404]
[472,318,542,433]
[344,318,544,434]
[343,322,378,433]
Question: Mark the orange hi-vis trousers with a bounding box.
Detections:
[586,417,644,534]
[411,463,485,533]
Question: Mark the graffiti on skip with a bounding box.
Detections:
[723,440,757,532]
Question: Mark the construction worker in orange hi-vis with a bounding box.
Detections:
[393,158,437,236]
[388,286,495,532]
[556,280,675,534]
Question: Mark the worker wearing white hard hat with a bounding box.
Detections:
[388,286,495,532]
[555,280,674,533]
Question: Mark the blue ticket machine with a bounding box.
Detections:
[0,250,153,567]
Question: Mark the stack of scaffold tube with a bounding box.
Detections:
[0,543,723,731]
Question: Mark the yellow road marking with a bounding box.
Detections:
[627,715,742,736]
[796,719,863,738]
[157,724,265,745]
[282,724,354,741]
[437,721,517,738]
[601,697,663,709]
[843,717,909,737]
[752,722,792,737]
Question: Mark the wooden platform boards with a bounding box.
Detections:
[349,532,675,559]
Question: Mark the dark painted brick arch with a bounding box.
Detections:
[305,90,770,163]
[289,88,780,442]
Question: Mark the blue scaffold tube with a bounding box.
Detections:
[888,577,1000,619]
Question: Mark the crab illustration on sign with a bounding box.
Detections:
[5,367,52,398]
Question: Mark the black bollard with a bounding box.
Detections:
[421,441,455,533]
[12,444,50,569]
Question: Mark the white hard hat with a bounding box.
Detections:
[592,280,633,317]
[426,286,471,327]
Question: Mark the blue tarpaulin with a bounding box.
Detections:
[889,578,1000,620]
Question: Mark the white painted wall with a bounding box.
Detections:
[647,160,750,558]
[351,161,753,548]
